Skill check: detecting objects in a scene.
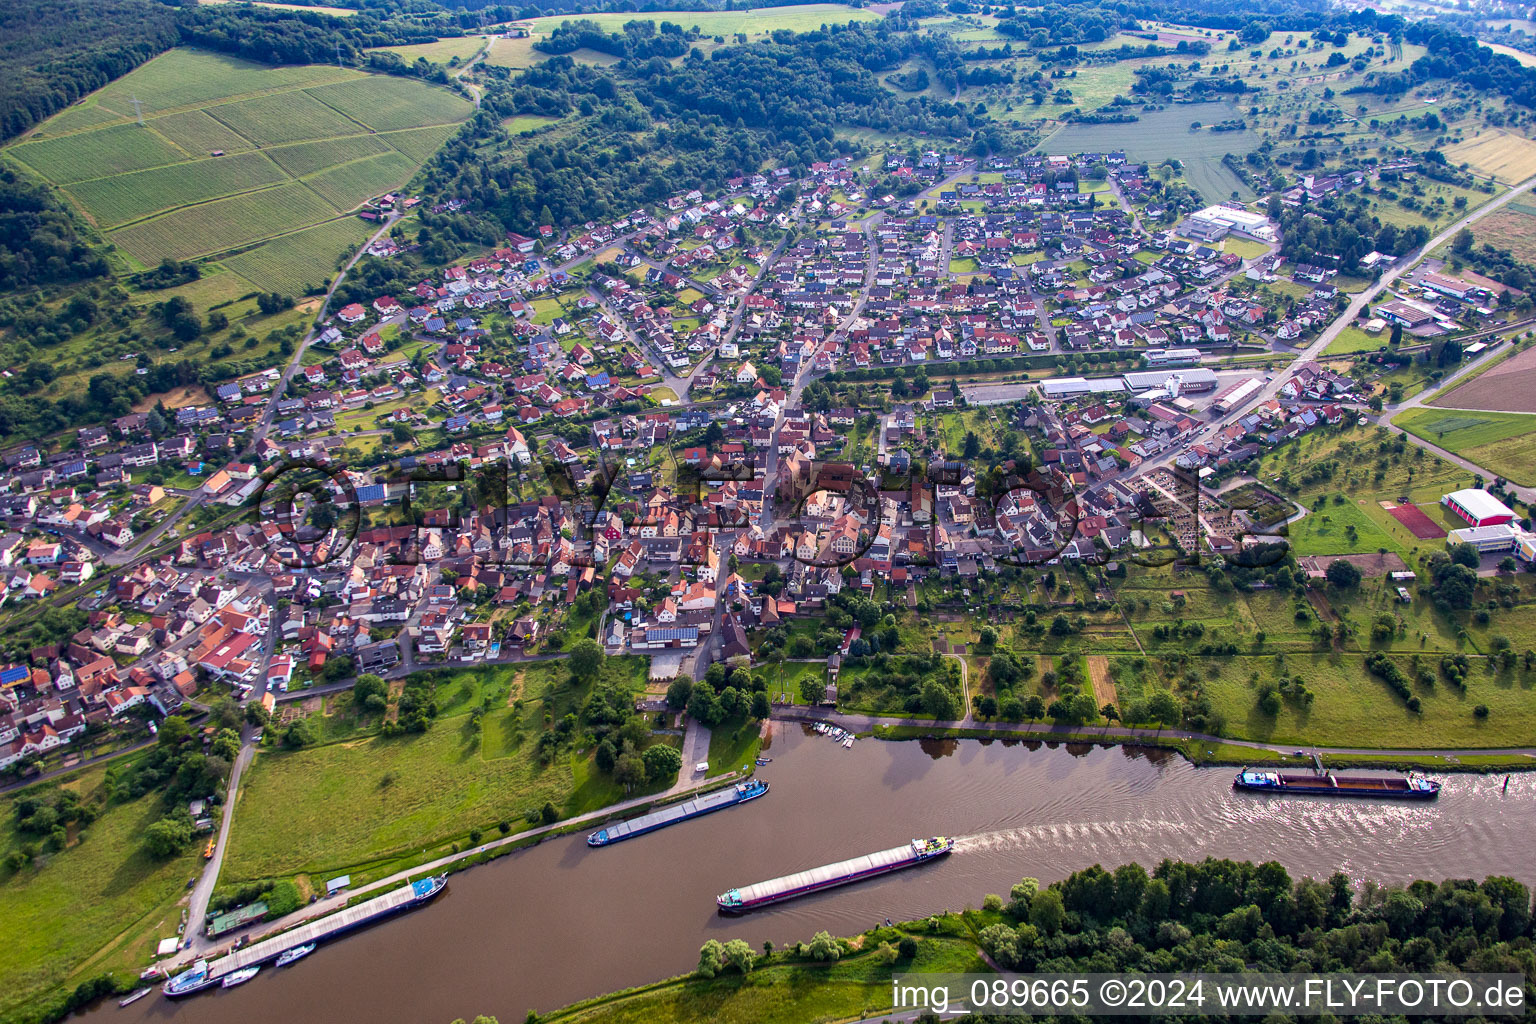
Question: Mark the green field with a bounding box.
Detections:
[301,150,420,210]
[109,181,339,263]
[0,763,198,1023]
[64,151,289,228]
[369,36,487,64]
[486,5,877,69]
[222,658,654,882]
[1035,102,1260,203]
[1394,407,1536,486]
[3,48,469,281]
[1324,326,1387,356]
[1288,498,1402,557]
[1199,652,1536,749]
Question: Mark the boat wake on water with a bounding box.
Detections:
[953,818,1198,854]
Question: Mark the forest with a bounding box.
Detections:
[0,0,179,142]
[0,168,109,293]
[426,21,1003,235]
[974,858,1533,982]
[1354,20,1536,111]
[1267,193,1431,272]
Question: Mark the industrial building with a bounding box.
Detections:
[1447,524,1520,554]
[1211,377,1263,414]
[1123,367,1219,392]
[1373,300,1437,328]
[1039,376,1126,399]
[1441,488,1516,528]
[1183,204,1277,242]
[1144,347,1203,367]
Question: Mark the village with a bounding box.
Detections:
[1,146,1532,774]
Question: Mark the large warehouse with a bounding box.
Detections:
[1212,376,1263,413]
[1123,368,1219,392]
[1184,205,1277,242]
[1441,488,1516,528]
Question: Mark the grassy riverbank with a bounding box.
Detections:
[540,923,986,1024]
[867,725,1535,772]
[0,761,197,1024]
[223,657,661,885]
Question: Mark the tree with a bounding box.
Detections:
[157,715,191,748]
[806,930,841,961]
[1449,542,1481,569]
[642,743,682,783]
[666,677,693,710]
[1030,887,1065,935]
[353,673,388,715]
[569,638,604,679]
[697,939,725,978]
[1325,559,1361,589]
[282,718,316,749]
[687,685,725,727]
[143,816,192,859]
[722,938,755,974]
[920,679,959,720]
[613,751,645,790]
[750,691,770,720]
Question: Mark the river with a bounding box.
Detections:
[95,725,1534,1023]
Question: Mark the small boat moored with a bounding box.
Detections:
[274,942,315,967]
[163,960,213,998]
[119,988,153,1007]
[220,966,259,989]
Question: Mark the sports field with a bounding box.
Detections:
[4,48,470,287]
[1394,406,1536,486]
[1384,502,1447,540]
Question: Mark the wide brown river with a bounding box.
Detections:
[95,725,1534,1024]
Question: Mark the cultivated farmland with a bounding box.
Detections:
[1444,130,1536,184]
[1035,102,1260,202]
[222,217,375,294]
[2,48,470,290]
[1430,343,1536,414]
[1395,405,1536,485]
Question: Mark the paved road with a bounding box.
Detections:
[185,738,256,950]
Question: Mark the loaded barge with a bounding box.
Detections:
[1234,768,1440,800]
[717,837,953,913]
[588,778,767,847]
[163,875,446,998]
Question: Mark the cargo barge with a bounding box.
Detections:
[1234,768,1440,800]
[588,778,767,847]
[717,836,953,913]
[163,875,446,998]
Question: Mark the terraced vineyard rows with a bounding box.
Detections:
[3,48,470,284]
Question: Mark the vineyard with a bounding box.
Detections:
[1,47,470,286]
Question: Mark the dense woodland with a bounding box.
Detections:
[0,168,109,293]
[966,859,1535,1013]
[0,0,179,141]
[1354,20,1536,111]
